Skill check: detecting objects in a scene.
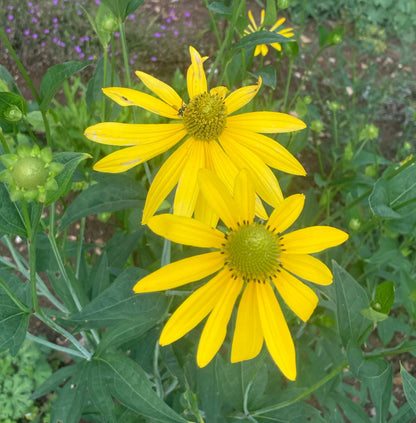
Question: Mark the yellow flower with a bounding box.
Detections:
[244,10,295,56]
[133,169,348,380]
[84,46,306,225]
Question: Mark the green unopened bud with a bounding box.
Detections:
[360,124,378,140]
[311,120,324,132]
[284,41,299,57]
[344,142,353,161]
[278,0,290,9]
[328,28,344,45]
[12,157,49,190]
[365,164,377,178]
[349,218,361,231]
[404,141,412,151]
[303,95,312,105]
[5,106,23,122]
[327,101,340,112]
[101,16,118,33]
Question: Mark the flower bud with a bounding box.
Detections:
[5,106,23,122]
[348,218,361,231]
[101,16,118,33]
[310,120,324,133]
[278,0,290,9]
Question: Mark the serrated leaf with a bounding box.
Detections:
[0,269,30,355]
[57,173,145,231]
[39,61,92,111]
[333,261,369,347]
[66,267,167,328]
[101,353,187,422]
[234,31,291,50]
[45,152,91,206]
[401,365,416,415]
[96,315,157,355]
[0,183,26,237]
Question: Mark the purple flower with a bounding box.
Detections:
[30,9,34,14]
[6,28,11,33]
[79,52,85,58]
[114,32,120,37]
[184,12,191,18]
[53,18,58,23]
[32,17,38,23]
[173,30,179,37]
[129,14,135,20]
[154,32,162,38]
[53,0,58,4]
[161,25,166,30]
[44,29,50,34]
[75,45,82,53]
[88,55,94,60]
[151,56,157,62]
[41,42,45,46]
[28,1,33,6]
[77,10,82,15]
[33,33,38,39]
[24,29,30,36]
[95,0,100,4]
[166,18,171,23]
[53,37,58,43]
[8,5,13,9]
[71,35,75,40]
[7,14,14,20]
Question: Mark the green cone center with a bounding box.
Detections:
[182,93,227,141]
[225,224,280,282]
[12,157,48,190]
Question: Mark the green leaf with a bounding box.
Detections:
[101,353,187,422]
[372,280,395,314]
[257,66,276,88]
[66,267,167,328]
[49,363,88,423]
[57,173,145,231]
[0,64,21,94]
[333,261,369,347]
[0,183,26,237]
[0,269,30,355]
[45,152,91,206]
[234,31,291,50]
[264,0,277,26]
[87,360,117,423]
[0,92,27,122]
[369,179,402,218]
[366,361,392,423]
[318,25,329,47]
[331,393,371,423]
[208,2,232,15]
[39,61,92,111]
[401,365,416,415]
[100,0,144,20]
[91,251,110,298]
[389,402,416,423]
[96,315,157,355]
[30,365,76,399]
[106,230,144,270]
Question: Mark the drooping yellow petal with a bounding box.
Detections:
[233,169,255,224]
[197,276,243,367]
[281,226,349,254]
[174,139,206,217]
[224,78,261,115]
[254,45,263,56]
[273,269,318,322]
[231,282,263,362]
[227,111,306,133]
[256,282,296,380]
[260,44,268,56]
[160,270,229,345]
[141,138,192,224]
[270,42,282,52]
[187,46,208,99]
[147,214,224,249]
[198,168,240,230]
[84,122,186,146]
[135,71,183,111]
[267,194,305,234]
[219,132,283,207]
[278,28,294,37]
[133,251,224,293]
[206,141,268,220]
[248,10,258,30]
[280,253,333,285]
[92,136,182,173]
[103,87,179,119]
[270,17,286,32]
[223,127,305,175]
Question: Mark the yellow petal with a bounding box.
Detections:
[270,42,282,52]
[231,282,263,362]
[256,282,296,380]
[254,45,262,56]
[207,140,267,220]
[194,190,219,229]
[281,226,349,254]
[267,194,305,234]
[147,214,224,248]
[133,251,224,293]
[174,139,206,217]
[280,253,333,285]
[260,9,265,25]
[270,17,285,32]
[273,269,318,322]
[103,87,179,119]
[187,46,208,99]
[233,169,255,224]
[210,86,229,98]
[219,132,283,207]
[197,276,243,367]
[223,127,305,175]
[198,168,240,230]
[224,79,261,115]
[92,137,181,173]
[227,111,306,133]
[248,10,257,30]
[141,138,192,224]
[278,28,294,37]
[160,270,228,345]
[84,122,186,146]
[135,70,183,111]
[260,44,268,56]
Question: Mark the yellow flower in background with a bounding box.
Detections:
[134,169,348,380]
[244,10,294,56]
[84,46,306,225]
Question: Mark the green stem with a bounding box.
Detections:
[282,58,294,112]
[250,360,348,416]
[203,0,222,50]
[75,217,86,279]
[118,20,132,88]
[0,276,30,312]
[0,27,52,147]
[0,129,10,153]
[26,333,87,359]
[102,45,109,120]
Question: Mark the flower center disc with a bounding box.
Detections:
[225,224,280,282]
[182,93,227,141]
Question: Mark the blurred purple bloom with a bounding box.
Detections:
[79,52,85,58]
[6,28,11,33]
[95,0,100,4]
[8,5,13,9]
[32,17,38,23]
[75,45,82,53]
[33,33,38,39]
[24,29,30,35]
[77,10,82,15]
[154,32,162,38]
[44,29,50,33]
[30,9,34,14]
[114,32,120,37]
[53,37,58,43]
[71,35,75,40]
[53,0,58,4]
[7,14,14,20]
[184,12,191,18]
[151,56,157,62]
[166,18,171,23]
[173,30,179,37]
[161,25,166,30]
[28,1,33,6]
[129,14,135,20]
[53,18,58,23]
